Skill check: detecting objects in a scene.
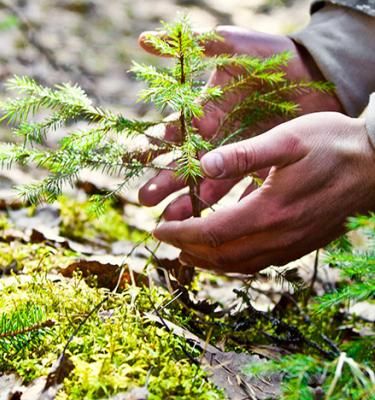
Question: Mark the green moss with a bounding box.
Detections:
[0,242,76,274]
[0,212,12,230]
[58,196,146,243]
[1,203,371,399]
[0,275,224,399]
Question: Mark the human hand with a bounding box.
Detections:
[153,112,375,274]
[138,26,343,220]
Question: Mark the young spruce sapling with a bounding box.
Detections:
[0,15,332,219]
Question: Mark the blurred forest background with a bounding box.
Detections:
[0,0,311,133]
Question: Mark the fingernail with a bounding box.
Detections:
[201,152,224,178]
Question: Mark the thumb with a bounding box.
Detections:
[138,29,229,57]
[201,126,306,179]
[138,26,283,58]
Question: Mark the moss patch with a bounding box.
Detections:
[0,275,223,399]
[0,241,76,274]
[58,196,147,243]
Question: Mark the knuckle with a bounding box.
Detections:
[282,133,304,158]
[234,144,255,175]
[200,225,221,248]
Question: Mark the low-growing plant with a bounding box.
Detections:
[245,214,375,400]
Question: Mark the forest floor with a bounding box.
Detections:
[0,1,374,400]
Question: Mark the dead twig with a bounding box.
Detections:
[0,319,55,339]
[305,249,320,305]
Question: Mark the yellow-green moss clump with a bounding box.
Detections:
[58,196,146,243]
[0,275,224,400]
[0,213,12,230]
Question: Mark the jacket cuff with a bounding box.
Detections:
[290,4,375,117]
[366,94,375,148]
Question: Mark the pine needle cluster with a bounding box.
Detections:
[246,351,374,400]
[0,302,54,357]
[318,213,375,311]
[0,15,332,215]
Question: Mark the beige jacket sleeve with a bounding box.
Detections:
[311,0,375,16]
[290,4,375,145]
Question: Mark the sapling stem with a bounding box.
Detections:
[177,29,201,218]
[0,17,333,236]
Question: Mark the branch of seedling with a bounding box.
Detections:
[0,15,333,272]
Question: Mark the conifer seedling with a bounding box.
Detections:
[2,16,375,400]
[0,16,332,220]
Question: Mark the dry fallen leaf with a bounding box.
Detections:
[43,354,74,392]
[60,260,146,290]
[155,258,195,286]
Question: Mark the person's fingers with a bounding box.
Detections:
[174,219,317,269]
[153,188,290,247]
[138,26,296,58]
[138,31,165,56]
[178,221,344,274]
[201,123,307,179]
[200,26,247,56]
[205,26,296,57]
[163,116,183,143]
[138,164,185,206]
[138,28,235,58]
[176,229,285,265]
[163,177,240,221]
[153,121,313,245]
[178,232,309,273]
